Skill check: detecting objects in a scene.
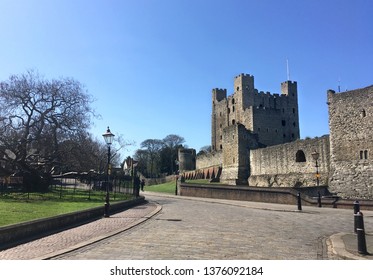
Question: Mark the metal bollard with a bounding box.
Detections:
[175,177,178,196]
[353,201,360,233]
[357,227,368,255]
[297,192,302,211]
[317,191,322,208]
[354,211,365,233]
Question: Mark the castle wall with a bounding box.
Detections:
[249,136,330,187]
[206,73,373,200]
[196,150,222,170]
[251,107,284,146]
[328,86,373,199]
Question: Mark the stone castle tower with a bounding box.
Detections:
[327,86,373,198]
[212,74,300,151]
[211,73,300,184]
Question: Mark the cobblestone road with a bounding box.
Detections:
[51,194,373,260]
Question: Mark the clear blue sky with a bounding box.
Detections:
[1,0,372,160]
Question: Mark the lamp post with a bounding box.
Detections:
[102,126,115,218]
[311,151,320,187]
[175,159,179,195]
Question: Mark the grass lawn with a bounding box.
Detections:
[0,187,132,227]
[144,179,220,194]
[145,181,177,194]
[0,179,217,227]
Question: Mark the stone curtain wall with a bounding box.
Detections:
[249,136,330,187]
[196,150,222,170]
[328,86,373,199]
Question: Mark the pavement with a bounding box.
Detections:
[0,191,372,260]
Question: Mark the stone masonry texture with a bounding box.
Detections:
[328,86,373,199]
[189,74,372,199]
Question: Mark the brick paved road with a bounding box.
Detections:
[51,194,373,260]
[0,202,160,260]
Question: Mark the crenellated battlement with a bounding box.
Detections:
[211,73,300,151]
[282,80,297,85]
[235,73,254,79]
[213,74,297,109]
[212,88,227,102]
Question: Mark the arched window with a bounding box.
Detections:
[296,150,306,162]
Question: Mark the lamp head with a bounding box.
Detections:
[102,126,115,145]
[311,151,319,161]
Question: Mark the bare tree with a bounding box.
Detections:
[162,134,185,174]
[197,145,212,156]
[139,139,164,177]
[163,134,185,148]
[0,70,96,190]
[59,132,106,173]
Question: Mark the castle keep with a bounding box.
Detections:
[179,73,373,200]
[212,74,299,150]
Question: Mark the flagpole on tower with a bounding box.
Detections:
[286,58,291,81]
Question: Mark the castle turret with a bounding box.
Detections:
[220,123,259,185]
[212,88,227,103]
[281,80,297,96]
[212,88,228,152]
[280,81,300,141]
[178,148,196,172]
[234,73,255,109]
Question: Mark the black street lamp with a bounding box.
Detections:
[102,126,115,217]
[311,150,320,186]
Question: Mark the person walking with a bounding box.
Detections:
[140,179,145,191]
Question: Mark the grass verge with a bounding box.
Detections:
[144,181,177,194]
[0,187,132,227]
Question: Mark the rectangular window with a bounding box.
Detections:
[360,150,369,160]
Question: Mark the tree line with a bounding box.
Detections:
[130,137,212,179]
[133,134,186,178]
[0,70,209,191]
[0,70,122,191]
